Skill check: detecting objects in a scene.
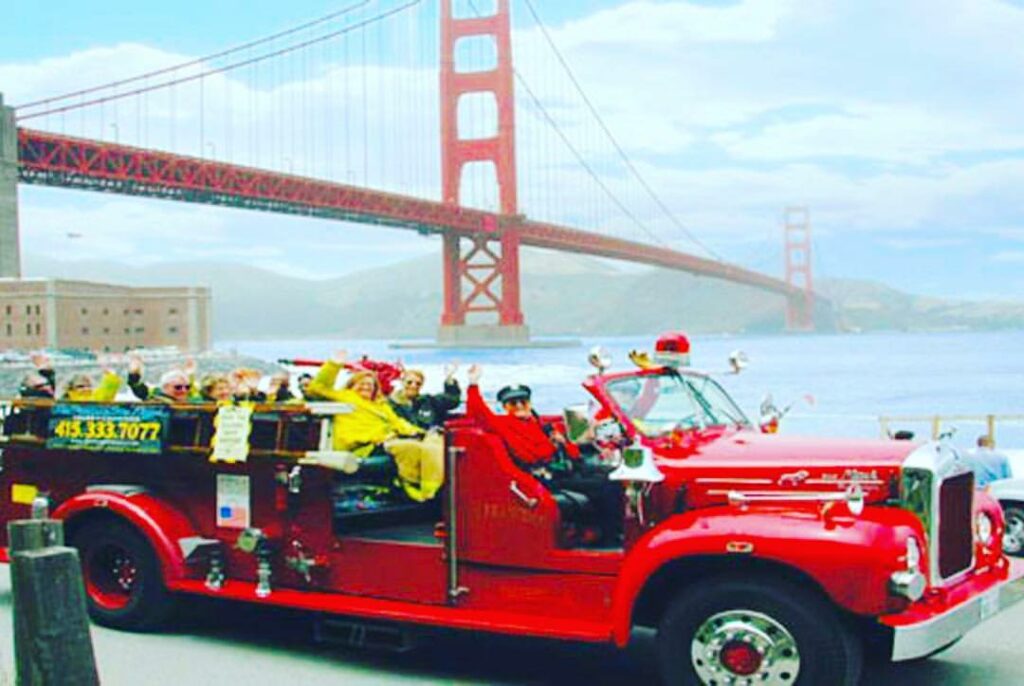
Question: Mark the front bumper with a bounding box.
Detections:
[881,562,1024,661]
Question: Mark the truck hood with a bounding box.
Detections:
[652,429,915,508]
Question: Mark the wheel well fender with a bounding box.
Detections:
[610,508,920,647]
[55,489,197,581]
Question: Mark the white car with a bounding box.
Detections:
[990,450,1024,557]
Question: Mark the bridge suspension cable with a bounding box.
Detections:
[518,0,722,262]
[14,1,373,112]
[15,0,425,122]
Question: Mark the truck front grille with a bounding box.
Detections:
[938,472,974,578]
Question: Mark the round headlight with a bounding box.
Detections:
[976,512,994,546]
[905,536,922,570]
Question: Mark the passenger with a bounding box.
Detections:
[61,358,122,402]
[19,352,57,398]
[965,435,1012,487]
[267,371,295,403]
[127,358,192,403]
[230,368,266,402]
[297,373,314,399]
[465,365,622,545]
[388,364,461,431]
[199,373,234,403]
[308,350,444,502]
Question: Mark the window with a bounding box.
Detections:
[102,308,109,316]
[5,324,11,336]
[135,327,144,333]
[168,307,179,315]
[35,323,40,335]
[123,308,129,315]
[25,305,30,315]
[82,327,89,335]
[134,308,143,315]
[103,327,110,334]
[5,305,10,316]
[81,307,88,316]
[124,328,130,334]
[168,326,178,334]
[34,305,40,315]
[25,323,31,334]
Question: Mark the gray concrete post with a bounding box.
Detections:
[0,93,22,278]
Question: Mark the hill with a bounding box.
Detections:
[23,252,1024,339]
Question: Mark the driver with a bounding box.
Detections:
[466,366,622,546]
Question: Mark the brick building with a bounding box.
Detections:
[0,279,211,352]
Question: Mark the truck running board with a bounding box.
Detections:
[314,616,419,653]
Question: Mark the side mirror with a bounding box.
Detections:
[728,350,749,374]
[588,346,611,373]
[594,418,626,444]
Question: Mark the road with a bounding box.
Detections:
[1,565,1022,685]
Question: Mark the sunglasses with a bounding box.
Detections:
[169,384,190,391]
[504,398,531,407]
[404,380,423,386]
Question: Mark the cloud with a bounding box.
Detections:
[3,0,1024,295]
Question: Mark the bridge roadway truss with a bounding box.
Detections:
[17,128,801,304]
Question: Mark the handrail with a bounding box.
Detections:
[878,413,1024,445]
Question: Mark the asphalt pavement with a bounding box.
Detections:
[1,565,1022,685]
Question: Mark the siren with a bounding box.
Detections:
[653,332,691,368]
[610,444,665,483]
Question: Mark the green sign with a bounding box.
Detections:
[46,403,169,454]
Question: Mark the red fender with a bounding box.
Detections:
[609,506,926,646]
[53,490,198,581]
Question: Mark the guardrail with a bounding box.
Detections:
[878,414,1024,445]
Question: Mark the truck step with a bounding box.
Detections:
[313,616,419,653]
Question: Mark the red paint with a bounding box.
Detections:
[439,0,523,328]
[0,360,1015,671]
[53,490,197,580]
[16,129,798,300]
[784,206,814,331]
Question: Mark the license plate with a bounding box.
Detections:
[980,589,1000,620]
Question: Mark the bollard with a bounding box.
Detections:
[7,520,99,686]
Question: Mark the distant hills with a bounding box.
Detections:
[23,251,1024,340]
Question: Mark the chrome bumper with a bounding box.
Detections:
[890,573,1024,661]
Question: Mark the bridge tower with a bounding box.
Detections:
[438,0,529,345]
[784,206,814,331]
[0,94,21,278]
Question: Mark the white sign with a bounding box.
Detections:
[211,405,253,464]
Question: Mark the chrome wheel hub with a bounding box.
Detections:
[691,609,801,685]
[1004,512,1024,555]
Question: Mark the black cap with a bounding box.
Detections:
[497,384,532,404]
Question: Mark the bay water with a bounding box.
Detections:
[219,330,1024,451]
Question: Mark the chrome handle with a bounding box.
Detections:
[510,480,538,509]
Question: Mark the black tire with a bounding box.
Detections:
[1001,504,1024,557]
[71,518,173,631]
[656,575,862,686]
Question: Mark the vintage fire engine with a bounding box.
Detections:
[0,334,1021,686]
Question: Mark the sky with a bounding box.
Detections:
[3,0,1024,300]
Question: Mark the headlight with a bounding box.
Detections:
[976,512,994,547]
[906,536,922,570]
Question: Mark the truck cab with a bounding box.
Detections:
[1,342,1021,686]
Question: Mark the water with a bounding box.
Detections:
[218,330,1024,451]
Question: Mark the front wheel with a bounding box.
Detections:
[656,575,862,686]
[1001,504,1024,557]
[71,519,173,630]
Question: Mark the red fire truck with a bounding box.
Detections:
[1,335,1020,685]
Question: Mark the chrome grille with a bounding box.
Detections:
[938,472,974,578]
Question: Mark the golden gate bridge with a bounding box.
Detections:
[1,0,817,344]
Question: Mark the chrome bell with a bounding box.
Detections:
[609,444,665,483]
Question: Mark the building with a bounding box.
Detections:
[0,279,211,352]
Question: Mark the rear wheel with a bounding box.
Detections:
[1001,504,1024,557]
[71,519,173,630]
[656,575,862,686]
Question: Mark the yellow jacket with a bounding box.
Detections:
[308,361,423,455]
[66,372,122,402]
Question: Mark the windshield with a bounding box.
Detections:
[603,371,751,437]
